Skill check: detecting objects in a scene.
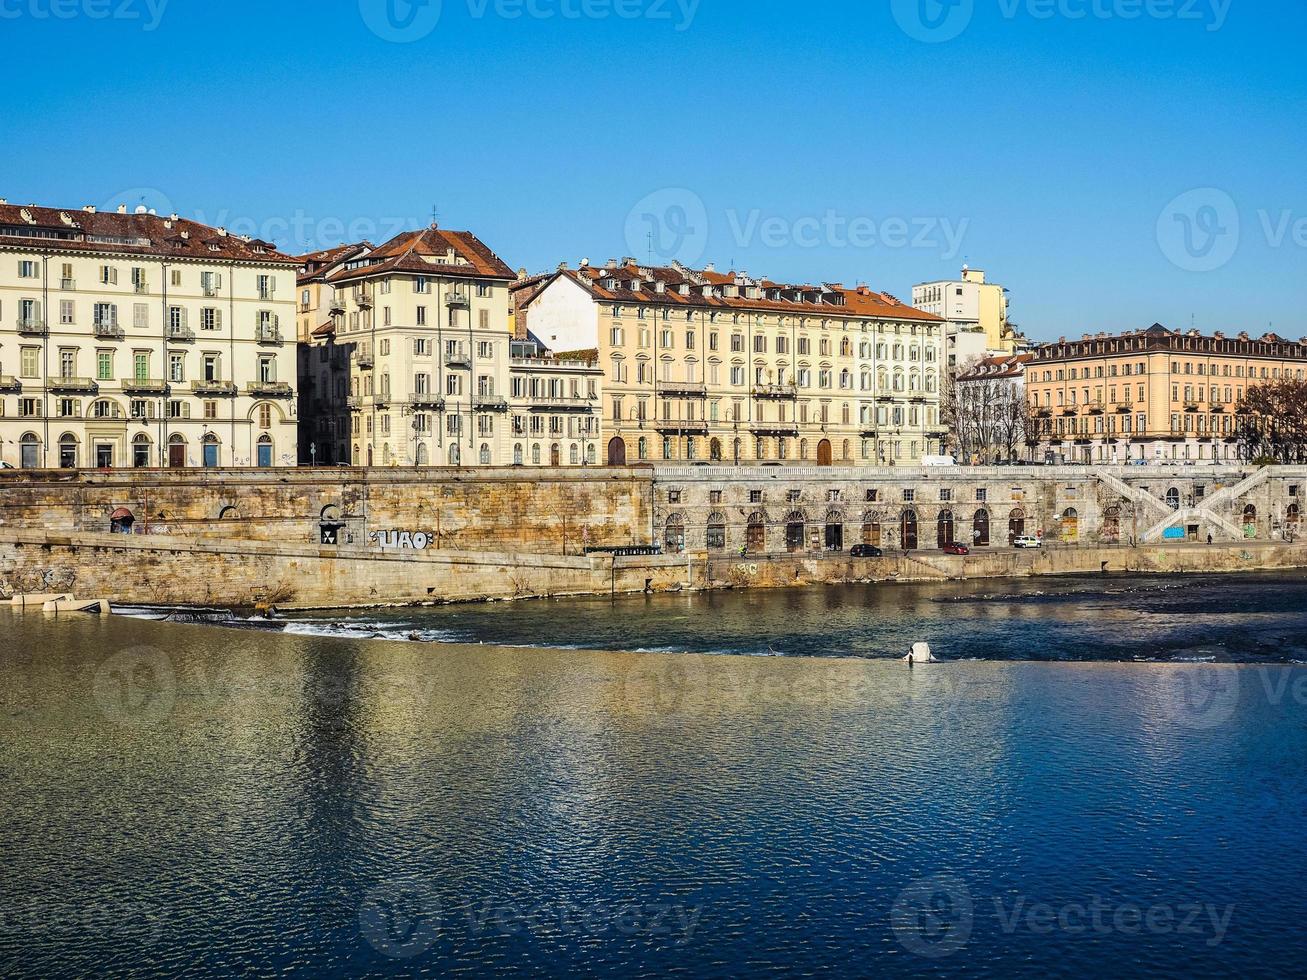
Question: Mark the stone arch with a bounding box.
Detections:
[745,510,767,553]
[901,509,919,550]
[973,508,990,547]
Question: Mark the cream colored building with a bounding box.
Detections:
[517,259,946,466]
[0,199,298,469]
[298,228,600,468]
[913,265,1016,359]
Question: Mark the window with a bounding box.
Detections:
[169,354,185,383]
[18,260,39,279]
[97,351,113,381]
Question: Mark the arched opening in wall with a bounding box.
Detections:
[973,509,990,547]
[746,512,767,553]
[785,511,807,553]
[663,515,686,554]
[256,435,274,468]
[513,443,523,466]
[1102,505,1121,543]
[1166,487,1181,510]
[607,437,626,466]
[639,437,649,462]
[448,444,460,466]
[367,445,374,467]
[58,433,79,469]
[168,434,187,468]
[319,505,345,545]
[132,434,153,469]
[1008,507,1027,545]
[799,439,809,462]
[901,509,919,550]
[862,513,882,547]
[550,443,561,467]
[824,510,845,551]
[709,438,722,462]
[706,512,727,551]
[732,438,742,465]
[1288,503,1301,533]
[481,443,492,466]
[842,439,851,461]
[1243,504,1258,538]
[202,434,220,469]
[415,443,430,467]
[382,443,393,467]
[218,506,240,520]
[937,509,955,548]
[109,508,135,534]
[569,444,579,465]
[586,444,596,465]
[19,433,40,469]
[1061,507,1080,542]
[817,439,833,466]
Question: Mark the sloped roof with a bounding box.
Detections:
[327,226,515,285]
[0,201,298,264]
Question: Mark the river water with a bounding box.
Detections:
[3,573,1307,977]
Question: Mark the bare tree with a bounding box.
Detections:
[1237,379,1307,463]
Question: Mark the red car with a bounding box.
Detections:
[942,542,970,556]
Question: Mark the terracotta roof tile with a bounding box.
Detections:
[328,226,515,286]
[0,201,298,264]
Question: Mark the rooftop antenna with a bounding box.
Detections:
[647,230,653,264]
[430,204,440,228]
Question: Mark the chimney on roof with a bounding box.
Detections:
[135,205,148,214]
[605,258,617,269]
[516,267,528,279]
[84,205,96,213]
[0,198,6,205]
[621,256,635,266]
[704,262,715,272]
[579,257,589,267]
[117,204,127,214]
[557,261,568,271]
[218,227,227,237]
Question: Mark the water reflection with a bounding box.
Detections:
[2,610,1307,977]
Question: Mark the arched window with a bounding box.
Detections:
[1165,487,1181,510]
[706,512,727,550]
[1061,507,1080,541]
[973,509,990,547]
[58,433,79,469]
[20,433,41,469]
[531,444,541,465]
[901,509,919,550]
[480,443,491,465]
[638,437,648,461]
[586,444,596,465]
[1008,507,1026,545]
[785,511,807,553]
[513,443,524,466]
[937,509,955,548]
[132,434,152,469]
[664,514,686,554]
[825,510,845,551]
[746,511,767,553]
[1243,504,1257,537]
[1101,505,1121,542]
[449,443,461,466]
[569,444,579,465]
[415,443,429,467]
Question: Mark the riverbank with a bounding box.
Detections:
[3,525,1305,610]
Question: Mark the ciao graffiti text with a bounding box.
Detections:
[369,529,433,551]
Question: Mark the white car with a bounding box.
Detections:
[0,461,14,469]
[1012,535,1042,549]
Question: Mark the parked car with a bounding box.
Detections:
[0,461,14,469]
[942,542,970,556]
[850,544,884,558]
[1012,535,1042,549]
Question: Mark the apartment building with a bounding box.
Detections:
[0,199,298,469]
[298,227,600,467]
[515,259,947,467]
[913,265,1017,362]
[1027,323,1307,463]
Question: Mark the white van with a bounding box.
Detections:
[1012,535,1042,549]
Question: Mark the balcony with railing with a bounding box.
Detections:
[908,388,928,402]
[1211,401,1227,413]
[1115,401,1133,414]
[17,317,47,336]
[657,419,710,434]
[410,395,446,412]
[167,324,195,342]
[248,381,294,399]
[48,377,98,394]
[121,378,170,394]
[256,323,283,345]
[753,383,798,400]
[474,396,510,413]
[94,323,125,341]
[659,380,707,398]
[445,353,471,369]
[1184,400,1201,412]
[1086,400,1105,415]
[356,352,374,370]
[749,423,799,437]
[60,278,75,290]
[133,280,149,294]
[524,393,597,413]
[191,380,238,396]
[446,290,470,308]
[355,288,373,308]
[0,375,20,393]
[329,292,348,313]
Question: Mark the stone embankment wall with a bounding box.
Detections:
[2,465,1306,608]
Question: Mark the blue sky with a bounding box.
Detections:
[3,0,1305,340]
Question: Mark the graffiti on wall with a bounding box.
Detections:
[369,530,433,551]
